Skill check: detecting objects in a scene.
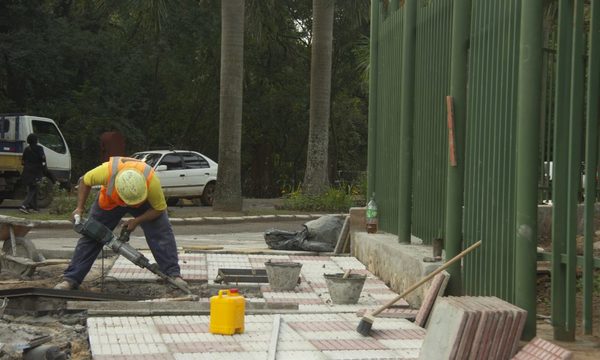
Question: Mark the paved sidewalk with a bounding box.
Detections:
[108,253,410,313]
[88,313,425,360]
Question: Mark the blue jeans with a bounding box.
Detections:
[63,197,181,285]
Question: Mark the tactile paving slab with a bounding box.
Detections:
[108,253,409,312]
[88,313,425,359]
[511,337,573,360]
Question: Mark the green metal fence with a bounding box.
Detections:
[411,0,453,244]
[368,0,599,341]
[373,7,403,234]
[462,0,520,304]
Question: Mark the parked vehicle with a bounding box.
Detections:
[0,114,71,207]
[130,150,218,206]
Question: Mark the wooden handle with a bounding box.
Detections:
[343,269,352,279]
[446,95,457,167]
[370,240,482,317]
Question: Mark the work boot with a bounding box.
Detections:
[53,279,77,290]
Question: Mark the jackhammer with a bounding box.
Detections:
[73,215,191,294]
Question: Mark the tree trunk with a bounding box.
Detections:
[214,0,245,211]
[303,0,334,196]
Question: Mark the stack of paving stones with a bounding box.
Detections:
[418,296,527,360]
[510,337,573,360]
[108,253,408,312]
[88,313,426,359]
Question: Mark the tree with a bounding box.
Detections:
[303,0,335,196]
[213,0,245,211]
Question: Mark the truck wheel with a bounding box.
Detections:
[36,178,54,208]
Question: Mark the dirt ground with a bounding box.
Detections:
[536,223,600,358]
[537,271,600,359]
[0,257,236,359]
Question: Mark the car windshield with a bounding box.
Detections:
[131,153,162,167]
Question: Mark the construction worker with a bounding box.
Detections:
[54,156,187,290]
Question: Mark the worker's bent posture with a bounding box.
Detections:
[54,157,187,290]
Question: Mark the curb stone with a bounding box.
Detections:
[30,213,346,229]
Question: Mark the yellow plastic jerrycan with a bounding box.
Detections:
[209,288,245,335]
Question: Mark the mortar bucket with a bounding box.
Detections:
[324,273,367,304]
[264,261,302,291]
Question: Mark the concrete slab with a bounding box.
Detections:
[414,271,449,328]
[449,297,481,360]
[496,298,528,358]
[418,298,468,360]
[468,297,497,360]
[352,232,442,307]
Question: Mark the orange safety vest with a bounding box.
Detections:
[98,157,154,210]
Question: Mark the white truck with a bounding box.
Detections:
[0,114,71,207]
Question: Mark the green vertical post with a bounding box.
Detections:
[515,0,543,340]
[565,0,585,340]
[390,0,399,12]
[444,0,471,296]
[397,0,416,244]
[583,0,600,335]
[552,0,573,342]
[367,1,380,199]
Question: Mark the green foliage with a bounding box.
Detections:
[0,0,370,196]
[282,186,354,213]
[575,270,600,294]
[48,184,98,216]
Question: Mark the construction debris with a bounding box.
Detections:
[264,215,344,252]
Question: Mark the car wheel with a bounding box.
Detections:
[166,197,179,206]
[200,182,215,206]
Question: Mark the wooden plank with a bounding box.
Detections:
[334,216,350,254]
[267,314,282,360]
[342,227,351,253]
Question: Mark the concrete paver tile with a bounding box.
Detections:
[414,272,448,328]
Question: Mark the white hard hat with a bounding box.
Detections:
[115,169,148,205]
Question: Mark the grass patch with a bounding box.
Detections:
[280,187,355,213]
[48,185,98,216]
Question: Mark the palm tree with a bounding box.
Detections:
[303,0,335,196]
[213,0,245,211]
